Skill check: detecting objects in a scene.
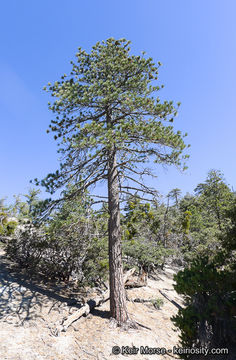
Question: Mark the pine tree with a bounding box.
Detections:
[195,170,233,231]
[37,38,188,326]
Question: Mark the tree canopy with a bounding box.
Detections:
[37,38,188,202]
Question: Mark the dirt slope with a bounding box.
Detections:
[0,249,183,360]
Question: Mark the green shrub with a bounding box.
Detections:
[6,221,18,235]
[172,255,236,357]
[151,297,164,309]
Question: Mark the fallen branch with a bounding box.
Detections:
[125,279,147,288]
[159,290,183,310]
[125,269,147,288]
[56,268,136,333]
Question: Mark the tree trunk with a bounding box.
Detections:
[107,147,129,325]
[56,268,136,334]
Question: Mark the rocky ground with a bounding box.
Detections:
[0,247,184,360]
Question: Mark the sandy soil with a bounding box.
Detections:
[0,248,184,360]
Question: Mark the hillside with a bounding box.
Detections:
[0,248,183,360]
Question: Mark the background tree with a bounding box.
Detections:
[36,38,188,326]
[0,198,12,236]
[177,170,235,261]
[6,187,96,281]
[122,197,171,272]
[194,170,233,231]
[162,189,181,248]
[172,208,236,357]
[171,171,236,356]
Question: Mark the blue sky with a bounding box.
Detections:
[1,0,236,204]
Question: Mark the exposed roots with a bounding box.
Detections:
[109,317,138,330]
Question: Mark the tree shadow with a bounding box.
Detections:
[90,308,110,319]
[0,251,83,326]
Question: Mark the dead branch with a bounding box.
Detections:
[125,269,147,288]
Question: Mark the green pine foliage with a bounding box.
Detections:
[172,255,236,356]
[6,189,95,281]
[6,187,110,285]
[122,197,173,270]
[82,235,109,286]
[172,177,236,356]
[35,37,188,211]
[177,170,235,261]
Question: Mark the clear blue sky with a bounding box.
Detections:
[1,0,236,204]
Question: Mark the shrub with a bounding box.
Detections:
[172,255,236,357]
[151,297,164,309]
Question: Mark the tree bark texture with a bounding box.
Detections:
[107,147,129,325]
